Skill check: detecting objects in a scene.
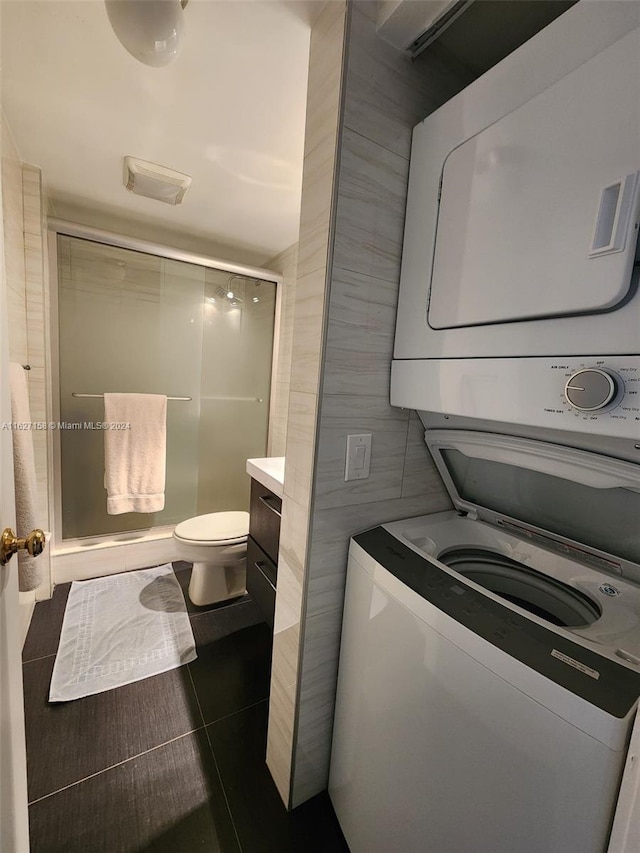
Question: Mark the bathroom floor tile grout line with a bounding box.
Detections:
[27,726,206,807]
[204,696,269,731]
[20,598,251,665]
[185,664,243,852]
[26,668,268,814]
[22,652,57,665]
[187,597,253,621]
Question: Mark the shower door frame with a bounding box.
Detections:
[47,220,283,570]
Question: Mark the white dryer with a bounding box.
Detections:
[394,1,640,361]
[329,429,640,853]
[391,1,640,441]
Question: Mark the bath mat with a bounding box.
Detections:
[49,564,196,702]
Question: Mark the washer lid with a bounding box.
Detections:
[174,511,249,542]
[425,430,640,567]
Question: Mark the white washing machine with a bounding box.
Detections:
[329,430,640,853]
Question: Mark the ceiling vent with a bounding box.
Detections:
[377,0,475,57]
[123,156,192,205]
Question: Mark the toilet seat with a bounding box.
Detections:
[174,511,249,546]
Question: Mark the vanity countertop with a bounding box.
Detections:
[246,457,285,498]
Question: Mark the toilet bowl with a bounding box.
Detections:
[173,511,249,606]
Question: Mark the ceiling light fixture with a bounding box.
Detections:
[227,291,234,299]
[105,0,188,68]
[123,156,191,205]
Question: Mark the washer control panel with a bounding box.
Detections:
[390,356,640,439]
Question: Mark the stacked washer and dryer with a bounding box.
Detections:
[329,3,640,852]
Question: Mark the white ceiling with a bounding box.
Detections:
[1,0,318,264]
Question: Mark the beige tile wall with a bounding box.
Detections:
[288,2,473,805]
[266,0,474,808]
[2,110,52,623]
[265,0,348,806]
[265,241,298,457]
[22,165,49,532]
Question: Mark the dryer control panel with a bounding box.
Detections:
[564,368,623,412]
[390,356,640,440]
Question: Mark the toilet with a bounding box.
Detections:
[173,511,249,606]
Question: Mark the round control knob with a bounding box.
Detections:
[564,368,620,412]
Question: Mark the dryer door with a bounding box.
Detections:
[394,3,640,358]
[425,430,640,571]
[429,63,639,328]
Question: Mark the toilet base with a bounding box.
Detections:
[188,559,246,606]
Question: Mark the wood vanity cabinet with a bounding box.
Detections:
[246,478,281,627]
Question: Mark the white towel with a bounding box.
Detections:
[104,393,167,515]
[9,363,44,592]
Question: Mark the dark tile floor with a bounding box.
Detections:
[22,562,349,853]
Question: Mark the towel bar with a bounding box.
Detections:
[72,393,192,401]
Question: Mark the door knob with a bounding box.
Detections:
[0,528,46,565]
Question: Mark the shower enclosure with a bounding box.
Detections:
[51,225,279,546]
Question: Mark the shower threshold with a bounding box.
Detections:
[52,526,178,585]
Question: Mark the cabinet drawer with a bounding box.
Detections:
[249,478,282,564]
[246,536,276,627]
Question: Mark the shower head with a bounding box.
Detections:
[213,285,243,304]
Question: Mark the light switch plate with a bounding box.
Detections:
[345,433,372,481]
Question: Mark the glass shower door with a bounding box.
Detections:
[57,234,277,541]
[196,269,276,514]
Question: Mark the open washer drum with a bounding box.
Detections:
[401,428,640,664]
